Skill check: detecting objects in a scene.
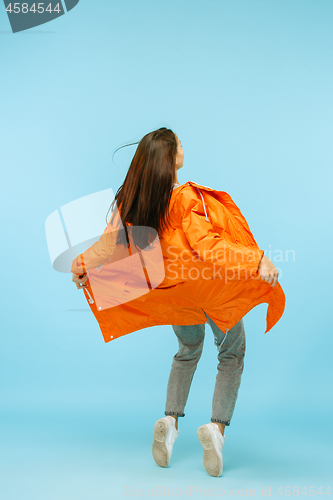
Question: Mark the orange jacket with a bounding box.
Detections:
[71,181,286,343]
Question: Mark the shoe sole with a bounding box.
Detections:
[152,419,170,467]
[197,425,223,477]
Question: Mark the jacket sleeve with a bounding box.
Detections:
[71,212,129,275]
[177,187,264,278]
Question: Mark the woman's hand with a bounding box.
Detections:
[72,273,88,289]
[258,255,279,287]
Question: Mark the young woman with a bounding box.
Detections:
[72,127,285,478]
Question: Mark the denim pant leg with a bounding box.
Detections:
[203,310,246,426]
[165,323,205,418]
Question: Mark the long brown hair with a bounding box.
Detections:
[106,127,178,250]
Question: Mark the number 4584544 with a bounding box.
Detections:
[6,3,61,14]
[277,486,331,496]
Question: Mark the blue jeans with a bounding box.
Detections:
[165,310,246,426]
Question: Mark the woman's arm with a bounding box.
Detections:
[71,209,129,276]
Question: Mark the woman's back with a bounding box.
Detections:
[71,180,285,343]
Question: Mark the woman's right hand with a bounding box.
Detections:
[72,272,88,289]
[258,254,279,287]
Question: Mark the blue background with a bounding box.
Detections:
[1,0,332,498]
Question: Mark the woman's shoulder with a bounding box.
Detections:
[171,181,199,202]
[173,180,233,201]
[170,181,215,218]
[171,180,235,218]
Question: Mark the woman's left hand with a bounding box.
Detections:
[72,273,88,289]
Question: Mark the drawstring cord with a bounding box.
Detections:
[214,329,229,350]
[84,287,94,304]
[196,187,210,222]
[79,254,95,304]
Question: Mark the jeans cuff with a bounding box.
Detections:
[211,418,230,426]
[165,411,185,417]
